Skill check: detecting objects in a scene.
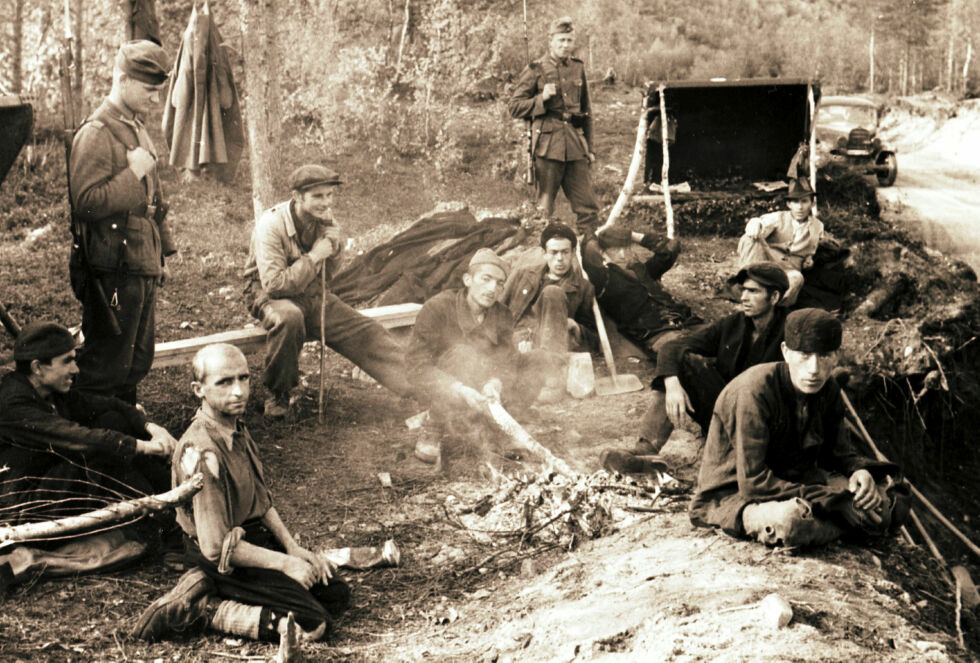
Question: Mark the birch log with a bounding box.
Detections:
[484,399,575,478]
[659,85,675,240]
[599,95,651,233]
[0,473,204,548]
[808,83,818,218]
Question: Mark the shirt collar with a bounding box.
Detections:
[103,99,141,125]
[454,289,499,343]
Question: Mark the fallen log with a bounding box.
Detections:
[0,473,204,548]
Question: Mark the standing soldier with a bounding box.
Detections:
[508,16,600,234]
[69,40,174,404]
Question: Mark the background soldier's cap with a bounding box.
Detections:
[289,165,343,191]
[116,40,170,86]
[549,16,575,35]
[734,261,789,294]
[468,248,509,278]
[14,321,77,361]
[540,222,578,249]
[596,226,631,249]
[784,308,842,353]
[784,178,816,200]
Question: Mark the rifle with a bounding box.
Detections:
[60,1,121,336]
[521,0,535,187]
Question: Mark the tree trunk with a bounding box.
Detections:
[869,28,875,94]
[964,40,973,93]
[239,0,283,217]
[946,3,956,92]
[72,0,83,108]
[12,0,24,94]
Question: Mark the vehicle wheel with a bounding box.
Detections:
[876,152,897,187]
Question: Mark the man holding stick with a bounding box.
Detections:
[508,16,600,234]
[243,165,411,418]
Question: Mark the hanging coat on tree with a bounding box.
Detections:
[162,2,244,183]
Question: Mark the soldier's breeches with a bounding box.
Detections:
[534,157,599,234]
[75,275,156,403]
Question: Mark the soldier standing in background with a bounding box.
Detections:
[508,16,600,234]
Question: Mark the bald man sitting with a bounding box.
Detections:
[134,344,350,643]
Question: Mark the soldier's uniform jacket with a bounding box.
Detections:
[508,55,593,162]
[70,100,175,277]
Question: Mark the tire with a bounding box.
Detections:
[876,152,898,187]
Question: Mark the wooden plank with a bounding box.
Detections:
[152,302,422,369]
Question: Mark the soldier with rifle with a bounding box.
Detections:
[508,16,600,235]
[67,40,174,404]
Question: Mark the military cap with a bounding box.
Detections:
[549,16,575,35]
[468,248,509,278]
[540,222,578,249]
[115,40,170,86]
[596,225,632,249]
[289,164,343,192]
[14,321,77,361]
[784,308,842,353]
[785,178,816,200]
[734,261,790,294]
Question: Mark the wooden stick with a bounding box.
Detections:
[0,474,203,547]
[483,398,575,478]
[807,83,818,218]
[318,267,328,425]
[909,508,945,564]
[598,94,650,233]
[658,85,675,240]
[841,391,980,561]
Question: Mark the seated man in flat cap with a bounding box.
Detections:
[243,164,412,418]
[500,222,595,402]
[0,321,175,526]
[406,249,551,464]
[580,226,699,356]
[603,262,789,473]
[690,309,909,547]
[69,40,175,404]
[134,343,349,644]
[737,178,824,307]
[508,16,600,234]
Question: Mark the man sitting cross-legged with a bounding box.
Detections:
[602,262,789,474]
[690,309,910,547]
[406,249,553,464]
[134,344,350,643]
[500,222,595,402]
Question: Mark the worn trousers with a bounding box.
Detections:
[255,292,411,399]
[639,354,728,443]
[75,274,156,404]
[535,157,600,234]
[736,235,805,305]
[517,284,572,354]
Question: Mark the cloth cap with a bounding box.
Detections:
[785,178,816,200]
[540,222,578,249]
[549,16,575,35]
[115,40,170,86]
[468,248,509,278]
[784,308,842,353]
[289,165,343,192]
[14,321,77,361]
[735,261,790,294]
[596,226,631,249]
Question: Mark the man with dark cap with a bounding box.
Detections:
[501,223,595,401]
[243,164,411,418]
[737,178,824,307]
[690,309,909,547]
[69,40,175,404]
[580,226,698,356]
[603,262,789,473]
[406,249,550,463]
[508,16,600,234]
[0,321,176,523]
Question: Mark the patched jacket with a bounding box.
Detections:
[508,55,593,161]
[502,260,594,327]
[70,100,174,276]
[689,362,898,535]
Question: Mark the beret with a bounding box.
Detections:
[596,226,632,249]
[14,321,77,361]
[785,178,815,200]
[116,40,170,86]
[734,261,790,294]
[549,16,575,35]
[784,308,842,353]
[289,164,343,192]
[468,248,509,278]
[540,222,577,249]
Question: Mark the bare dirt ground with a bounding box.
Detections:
[1,86,977,662]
